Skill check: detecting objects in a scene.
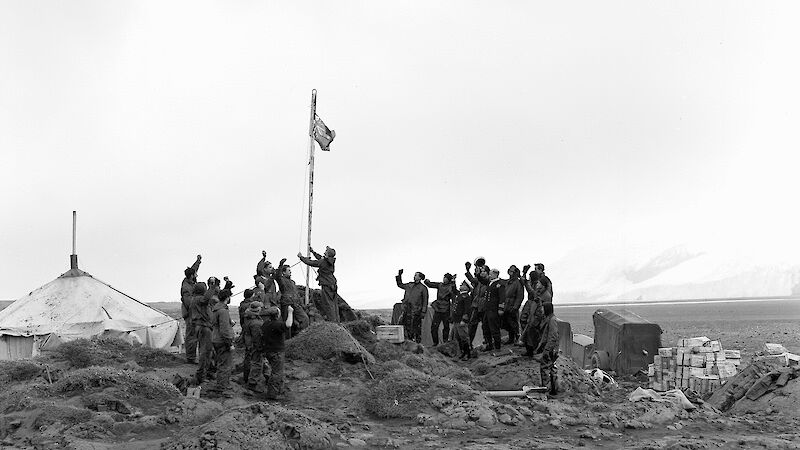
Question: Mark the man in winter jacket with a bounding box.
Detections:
[396,269,429,343]
[275,258,309,338]
[210,288,234,397]
[484,268,504,351]
[534,263,553,300]
[297,246,339,322]
[261,305,294,400]
[424,273,456,346]
[534,302,560,395]
[190,282,214,384]
[501,265,524,345]
[238,288,255,384]
[465,261,490,347]
[180,254,201,364]
[520,266,547,356]
[254,251,280,308]
[242,301,265,392]
[452,281,473,360]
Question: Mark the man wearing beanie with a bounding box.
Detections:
[297,246,339,322]
[243,301,265,392]
[180,254,201,364]
[261,305,294,400]
[424,273,456,346]
[396,269,428,344]
[210,288,234,397]
[465,261,490,349]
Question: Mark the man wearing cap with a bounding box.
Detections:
[275,258,310,337]
[210,288,235,397]
[261,305,294,400]
[242,300,265,392]
[180,254,201,364]
[424,273,456,346]
[396,269,429,343]
[297,246,339,322]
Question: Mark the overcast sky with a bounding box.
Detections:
[2,1,799,308]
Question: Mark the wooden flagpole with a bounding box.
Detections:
[305,89,317,306]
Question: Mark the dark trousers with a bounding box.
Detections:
[539,352,559,393]
[320,285,340,323]
[403,309,423,343]
[265,351,285,399]
[248,348,264,389]
[195,325,213,383]
[184,319,197,362]
[430,311,450,346]
[242,341,251,383]
[485,309,502,350]
[501,309,520,343]
[213,342,232,391]
[468,308,483,346]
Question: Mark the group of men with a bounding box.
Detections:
[396,257,560,394]
[178,246,339,399]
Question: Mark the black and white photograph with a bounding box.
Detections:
[1,1,799,448]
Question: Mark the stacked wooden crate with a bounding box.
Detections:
[648,336,741,393]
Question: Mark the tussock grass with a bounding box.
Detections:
[362,367,473,419]
[286,322,375,364]
[51,366,181,400]
[0,360,43,384]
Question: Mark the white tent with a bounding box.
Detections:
[0,267,181,360]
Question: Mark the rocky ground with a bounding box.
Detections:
[0,314,799,449]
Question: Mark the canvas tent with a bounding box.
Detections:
[0,267,181,360]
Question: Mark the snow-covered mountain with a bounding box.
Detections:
[551,243,800,303]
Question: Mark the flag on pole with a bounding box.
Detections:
[313,114,336,151]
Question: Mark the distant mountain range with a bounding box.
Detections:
[552,243,800,304]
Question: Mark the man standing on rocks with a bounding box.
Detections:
[180,254,201,364]
[452,281,473,359]
[255,251,280,308]
[465,261,490,349]
[242,301,265,392]
[501,265,524,345]
[396,269,429,343]
[534,263,553,300]
[261,305,294,400]
[297,246,339,322]
[190,282,213,385]
[424,273,456,346]
[239,288,255,384]
[210,288,234,398]
[484,268,504,351]
[275,258,310,337]
[534,302,560,395]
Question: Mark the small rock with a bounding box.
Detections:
[347,438,367,446]
[498,414,516,426]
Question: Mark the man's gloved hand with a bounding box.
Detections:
[197,254,202,261]
[465,261,471,270]
[523,264,531,273]
[279,258,287,267]
[262,250,267,257]
[398,269,404,276]
[296,252,303,259]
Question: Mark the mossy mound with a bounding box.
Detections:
[362,367,475,419]
[0,360,43,384]
[47,337,181,369]
[286,322,375,365]
[51,366,181,400]
[163,402,337,449]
